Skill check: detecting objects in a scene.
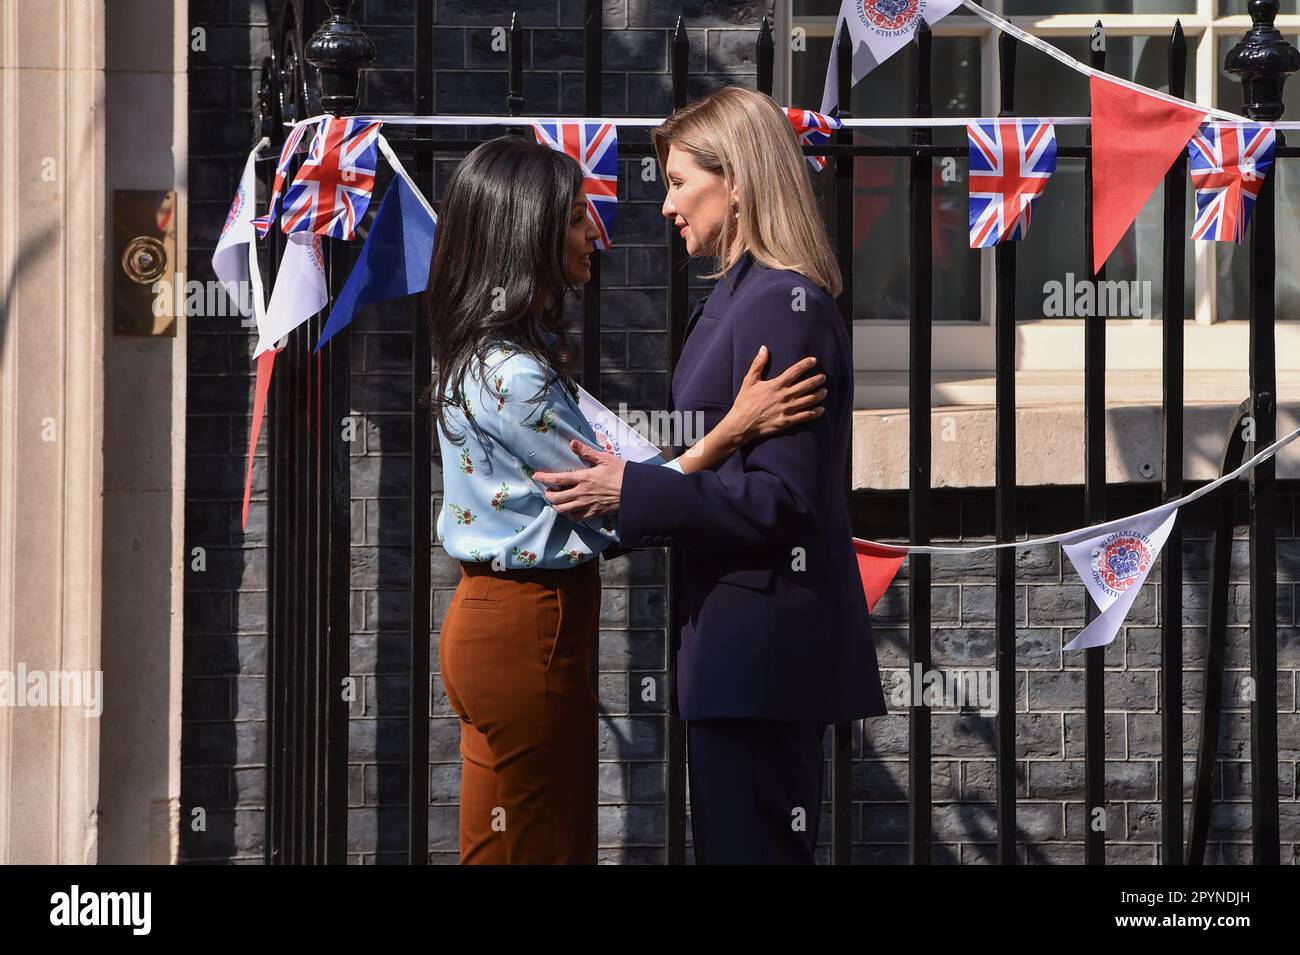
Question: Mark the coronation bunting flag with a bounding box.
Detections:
[786,108,842,172]
[254,232,328,357]
[1188,122,1277,243]
[1090,74,1206,272]
[853,539,908,614]
[241,346,282,531]
[1059,502,1179,651]
[281,116,383,240]
[252,122,311,239]
[212,140,265,320]
[820,0,964,116]
[576,386,665,465]
[967,119,1057,247]
[533,121,618,249]
[315,164,437,352]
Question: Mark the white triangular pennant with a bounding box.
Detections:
[1060,501,1179,651]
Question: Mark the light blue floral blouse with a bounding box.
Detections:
[435,340,683,569]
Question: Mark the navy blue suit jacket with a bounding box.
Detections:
[620,251,888,723]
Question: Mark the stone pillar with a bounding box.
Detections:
[0,0,189,864]
[0,0,107,864]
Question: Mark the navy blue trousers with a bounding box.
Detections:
[686,718,828,864]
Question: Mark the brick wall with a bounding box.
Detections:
[184,0,273,863]
[856,485,1299,864]
[182,0,1299,864]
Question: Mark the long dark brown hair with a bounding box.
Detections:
[423,136,585,443]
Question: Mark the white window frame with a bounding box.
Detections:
[790,0,1300,386]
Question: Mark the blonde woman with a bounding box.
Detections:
[533,87,889,864]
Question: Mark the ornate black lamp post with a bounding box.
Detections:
[304,0,376,117]
[1223,0,1298,866]
[1225,0,1300,120]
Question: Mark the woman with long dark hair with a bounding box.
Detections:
[426,135,828,864]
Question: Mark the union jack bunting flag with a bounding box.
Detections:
[1188,123,1277,243]
[967,120,1057,248]
[786,108,842,172]
[280,116,383,240]
[252,121,312,239]
[532,122,618,249]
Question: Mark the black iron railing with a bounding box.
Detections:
[257,0,1295,865]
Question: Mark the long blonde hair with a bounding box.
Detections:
[652,85,842,298]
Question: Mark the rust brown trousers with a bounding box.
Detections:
[439,558,601,864]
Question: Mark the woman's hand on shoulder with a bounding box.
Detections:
[721,345,827,446]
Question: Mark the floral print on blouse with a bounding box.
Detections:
[435,341,682,570]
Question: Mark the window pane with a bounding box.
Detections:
[1011,35,1197,320]
[793,1,1196,15]
[794,34,980,123]
[1004,0,1193,12]
[1215,34,1300,321]
[792,0,844,14]
[796,35,982,320]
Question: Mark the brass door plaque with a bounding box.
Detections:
[113,190,177,336]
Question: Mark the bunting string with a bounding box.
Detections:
[269,114,1300,142]
[856,423,1300,556]
[264,1,1295,138]
[957,0,1248,125]
[375,133,437,219]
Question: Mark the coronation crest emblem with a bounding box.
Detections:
[857,0,923,37]
[221,186,244,238]
[1090,533,1155,598]
[589,418,621,458]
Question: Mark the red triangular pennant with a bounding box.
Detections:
[241,347,279,531]
[1090,74,1205,273]
[853,538,908,613]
